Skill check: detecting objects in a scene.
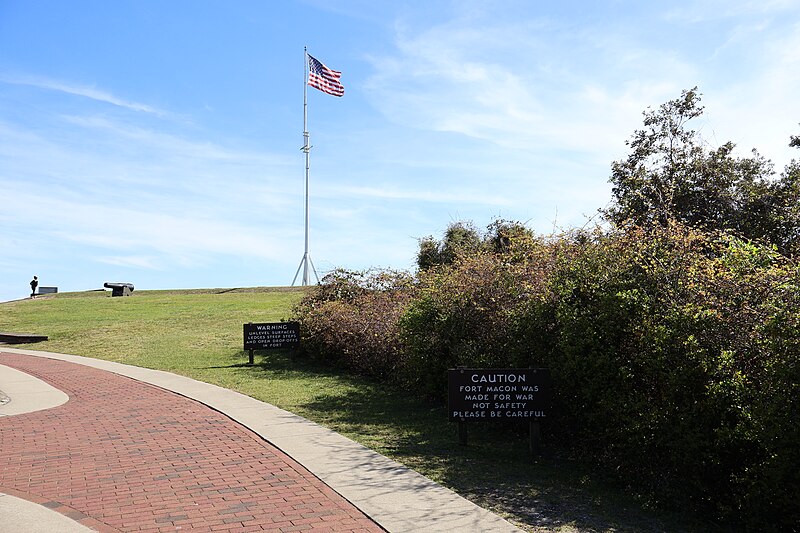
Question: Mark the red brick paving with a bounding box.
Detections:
[0,353,384,532]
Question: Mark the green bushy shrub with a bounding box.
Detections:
[400,234,555,399]
[506,223,798,527]
[292,268,414,379]
[293,223,799,530]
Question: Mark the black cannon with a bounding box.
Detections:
[104,282,134,297]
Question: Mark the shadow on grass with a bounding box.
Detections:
[204,350,341,377]
[210,351,704,532]
[305,386,703,531]
[205,362,253,369]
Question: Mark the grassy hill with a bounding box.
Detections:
[0,288,703,532]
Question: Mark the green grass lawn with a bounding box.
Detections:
[1,289,705,532]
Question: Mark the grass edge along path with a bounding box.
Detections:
[0,288,706,533]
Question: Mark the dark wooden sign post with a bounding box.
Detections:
[243,322,301,364]
[448,367,550,456]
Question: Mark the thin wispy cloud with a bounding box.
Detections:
[364,17,688,161]
[326,184,514,206]
[664,0,799,23]
[0,92,304,284]
[4,190,297,265]
[366,4,799,166]
[96,255,163,270]
[0,109,298,212]
[2,75,167,116]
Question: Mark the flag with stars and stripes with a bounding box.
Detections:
[307,54,344,97]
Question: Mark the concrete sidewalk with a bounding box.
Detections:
[0,492,93,533]
[0,362,68,416]
[0,348,521,532]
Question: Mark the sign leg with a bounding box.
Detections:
[530,420,541,457]
[248,349,254,365]
[458,421,468,446]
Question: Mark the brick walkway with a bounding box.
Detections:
[0,352,383,532]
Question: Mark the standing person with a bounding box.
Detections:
[30,276,38,298]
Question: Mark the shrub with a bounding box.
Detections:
[400,234,555,399]
[511,222,799,527]
[293,222,799,529]
[292,269,414,379]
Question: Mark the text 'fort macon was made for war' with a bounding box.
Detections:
[448,368,550,421]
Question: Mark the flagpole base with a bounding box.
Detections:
[292,253,320,286]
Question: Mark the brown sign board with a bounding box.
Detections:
[448,368,549,422]
[243,322,300,350]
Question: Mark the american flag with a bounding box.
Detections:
[307,54,344,97]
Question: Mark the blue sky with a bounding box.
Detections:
[1,0,799,302]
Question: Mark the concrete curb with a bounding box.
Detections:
[1,348,522,532]
[0,493,94,533]
[0,364,68,417]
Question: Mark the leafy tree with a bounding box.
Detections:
[756,135,800,256]
[485,219,536,254]
[416,220,538,270]
[416,221,483,270]
[606,88,800,257]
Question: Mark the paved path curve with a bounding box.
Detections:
[0,352,382,532]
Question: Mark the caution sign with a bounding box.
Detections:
[448,368,549,421]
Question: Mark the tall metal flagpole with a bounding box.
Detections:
[293,47,320,286]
